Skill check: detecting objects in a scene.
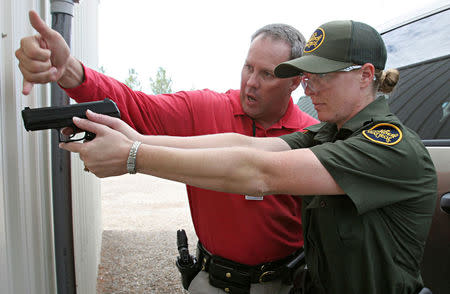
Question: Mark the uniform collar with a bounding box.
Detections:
[304,97,393,142]
[341,96,393,132]
[231,90,300,130]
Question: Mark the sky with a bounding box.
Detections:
[98,0,449,98]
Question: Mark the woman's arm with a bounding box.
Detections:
[83,110,290,151]
[136,144,344,196]
[60,114,344,196]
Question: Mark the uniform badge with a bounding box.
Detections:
[362,123,403,145]
[304,28,325,53]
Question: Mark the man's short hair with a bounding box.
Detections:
[251,24,306,60]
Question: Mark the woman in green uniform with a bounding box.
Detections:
[60,20,437,294]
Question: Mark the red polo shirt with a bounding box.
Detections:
[65,65,319,265]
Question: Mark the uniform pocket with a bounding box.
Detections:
[332,198,364,247]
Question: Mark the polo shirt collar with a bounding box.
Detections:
[232,93,300,130]
[275,98,303,129]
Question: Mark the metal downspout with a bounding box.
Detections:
[50,1,78,293]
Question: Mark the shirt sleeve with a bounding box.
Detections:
[63,65,217,136]
[279,130,315,149]
[309,132,437,214]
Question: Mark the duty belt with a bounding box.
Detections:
[197,242,305,294]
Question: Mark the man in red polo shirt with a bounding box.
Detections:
[16,11,318,294]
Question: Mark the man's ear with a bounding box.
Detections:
[360,63,375,88]
[289,76,301,92]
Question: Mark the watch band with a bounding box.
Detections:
[127,141,142,174]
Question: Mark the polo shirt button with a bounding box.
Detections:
[226,272,231,278]
[320,200,326,208]
[224,287,230,292]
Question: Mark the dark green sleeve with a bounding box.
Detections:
[310,132,437,214]
[280,131,315,149]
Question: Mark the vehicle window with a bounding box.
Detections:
[380,8,450,140]
[381,9,450,69]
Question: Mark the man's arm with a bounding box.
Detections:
[16,11,199,137]
[15,10,84,94]
[60,115,344,196]
[57,57,85,89]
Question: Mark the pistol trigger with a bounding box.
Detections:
[58,129,67,143]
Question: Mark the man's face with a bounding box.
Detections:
[240,35,300,128]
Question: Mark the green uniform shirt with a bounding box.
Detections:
[281,97,437,294]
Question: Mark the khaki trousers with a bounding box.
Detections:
[188,270,292,294]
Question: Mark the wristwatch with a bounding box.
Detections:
[127,141,142,174]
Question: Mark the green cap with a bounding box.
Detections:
[274,20,387,77]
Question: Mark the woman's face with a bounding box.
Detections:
[303,68,369,128]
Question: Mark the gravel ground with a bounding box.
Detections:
[96,174,198,293]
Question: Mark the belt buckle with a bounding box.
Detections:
[259,270,275,283]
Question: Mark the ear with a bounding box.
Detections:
[289,76,301,92]
[360,63,375,88]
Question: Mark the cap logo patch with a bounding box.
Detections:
[362,123,402,145]
[304,28,325,53]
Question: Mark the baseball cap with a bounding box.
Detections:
[274,20,387,77]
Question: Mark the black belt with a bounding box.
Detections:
[197,242,305,294]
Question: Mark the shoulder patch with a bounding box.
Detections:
[362,123,403,146]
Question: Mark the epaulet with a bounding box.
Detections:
[304,122,327,133]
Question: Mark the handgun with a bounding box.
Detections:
[21,98,121,143]
[177,229,194,266]
[176,229,199,290]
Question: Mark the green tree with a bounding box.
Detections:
[149,67,173,94]
[124,68,142,91]
[98,65,106,74]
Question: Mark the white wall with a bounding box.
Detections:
[1,0,55,293]
[71,2,103,293]
[0,10,10,290]
[0,1,101,293]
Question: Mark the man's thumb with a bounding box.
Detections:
[22,80,34,96]
[29,10,52,38]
